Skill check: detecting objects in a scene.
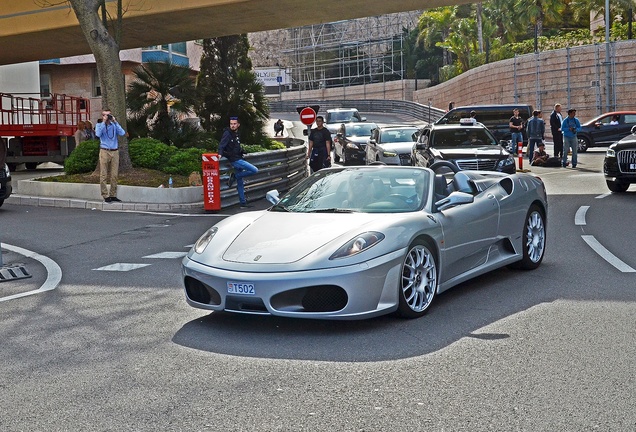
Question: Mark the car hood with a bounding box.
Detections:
[431,146,508,159]
[612,134,636,149]
[379,142,416,153]
[188,210,428,272]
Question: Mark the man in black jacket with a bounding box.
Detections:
[549,103,564,159]
[218,116,258,208]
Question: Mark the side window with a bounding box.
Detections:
[623,115,636,123]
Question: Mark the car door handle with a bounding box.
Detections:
[487,193,495,199]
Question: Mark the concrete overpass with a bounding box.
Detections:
[0,0,464,66]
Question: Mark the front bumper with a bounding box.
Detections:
[182,248,406,320]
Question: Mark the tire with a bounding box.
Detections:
[606,179,629,193]
[0,199,4,208]
[333,152,341,163]
[25,162,39,170]
[509,204,546,270]
[578,137,590,152]
[396,240,438,319]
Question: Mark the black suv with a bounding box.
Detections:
[603,125,636,192]
[0,163,12,207]
[412,121,516,174]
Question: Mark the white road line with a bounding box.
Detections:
[0,244,62,302]
[581,235,636,273]
[595,192,612,199]
[143,252,188,259]
[93,263,151,271]
[574,206,589,226]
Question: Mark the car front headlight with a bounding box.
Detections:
[606,148,616,157]
[382,151,398,157]
[330,232,385,260]
[498,155,515,168]
[346,143,359,149]
[3,164,9,177]
[194,227,218,254]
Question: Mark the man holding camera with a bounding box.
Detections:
[560,108,581,168]
[96,109,126,202]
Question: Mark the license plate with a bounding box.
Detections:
[227,282,256,295]
[630,163,636,170]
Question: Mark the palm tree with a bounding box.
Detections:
[516,0,565,37]
[418,7,458,66]
[126,61,197,144]
[570,0,635,23]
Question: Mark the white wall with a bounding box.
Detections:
[0,62,40,97]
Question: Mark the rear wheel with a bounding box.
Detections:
[509,204,546,270]
[25,162,39,170]
[397,240,437,319]
[0,199,4,208]
[578,137,590,152]
[606,179,629,193]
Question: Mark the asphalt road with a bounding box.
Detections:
[1,121,635,430]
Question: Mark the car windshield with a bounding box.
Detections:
[347,123,376,136]
[328,111,358,122]
[380,128,418,143]
[431,128,497,147]
[270,167,430,213]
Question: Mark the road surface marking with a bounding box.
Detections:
[581,235,636,273]
[0,244,61,302]
[574,206,589,225]
[93,263,151,271]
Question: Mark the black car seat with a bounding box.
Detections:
[451,171,477,195]
[434,174,449,201]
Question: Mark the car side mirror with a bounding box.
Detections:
[415,142,428,150]
[435,191,474,211]
[361,117,367,122]
[595,122,602,128]
[266,190,280,205]
[369,139,376,144]
[303,129,308,136]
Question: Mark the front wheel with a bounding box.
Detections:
[396,240,438,319]
[606,179,629,193]
[509,205,546,270]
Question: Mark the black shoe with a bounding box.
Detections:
[239,203,253,208]
[227,172,236,188]
[110,197,122,202]
[104,197,112,203]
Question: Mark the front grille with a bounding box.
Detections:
[456,159,499,171]
[398,153,412,166]
[617,150,636,173]
[0,170,6,179]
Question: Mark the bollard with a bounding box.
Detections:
[517,141,523,171]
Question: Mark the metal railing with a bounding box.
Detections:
[269,99,445,124]
[219,144,308,208]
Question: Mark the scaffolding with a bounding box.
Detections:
[282,12,422,91]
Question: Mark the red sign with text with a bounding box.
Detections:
[299,107,317,125]
[202,153,221,211]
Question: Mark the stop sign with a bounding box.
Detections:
[299,107,317,125]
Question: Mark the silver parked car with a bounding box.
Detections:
[366,125,419,166]
[182,165,547,320]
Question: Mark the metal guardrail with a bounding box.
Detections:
[269,99,445,124]
[219,144,308,208]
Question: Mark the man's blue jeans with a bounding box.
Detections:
[231,159,258,204]
[563,136,578,167]
[511,132,524,147]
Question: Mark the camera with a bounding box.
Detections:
[107,114,114,120]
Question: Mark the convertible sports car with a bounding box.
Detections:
[182,164,547,320]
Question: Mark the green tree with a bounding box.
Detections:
[516,0,565,37]
[196,35,269,145]
[126,61,197,145]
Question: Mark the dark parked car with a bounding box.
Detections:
[333,122,378,165]
[577,111,636,152]
[412,121,516,174]
[0,163,12,207]
[603,125,636,192]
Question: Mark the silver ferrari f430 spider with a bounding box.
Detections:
[182,163,547,320]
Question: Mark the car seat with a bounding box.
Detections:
[434,174,449,201]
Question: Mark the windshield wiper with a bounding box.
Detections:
[308,208,355,213]
[270,204,291,212]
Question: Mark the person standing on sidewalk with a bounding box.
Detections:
[95,109,126,203]
[219,116,258,208]
[526,110,545,163]
[561,108,581,168]
[549,103,564,159]
[509,108,525,151]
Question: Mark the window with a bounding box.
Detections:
[40,73,51,97]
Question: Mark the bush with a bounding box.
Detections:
[267,141,287,150]
[242,144,268,154]
[128,138,176,169]
[161,147,206,176]
[64,139,99,174]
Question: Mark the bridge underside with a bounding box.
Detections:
[0,0,464,66]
